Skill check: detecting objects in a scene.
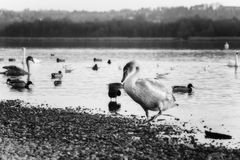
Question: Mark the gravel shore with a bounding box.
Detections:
[0,99,239,159]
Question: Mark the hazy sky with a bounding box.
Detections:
[0,0,239,11]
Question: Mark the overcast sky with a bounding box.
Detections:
[0,0,239,11]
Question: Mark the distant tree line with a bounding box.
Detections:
[1,16,240,38]
[1,4,240,30]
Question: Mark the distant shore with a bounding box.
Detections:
[0,99,239,159]
[0,37,240,49]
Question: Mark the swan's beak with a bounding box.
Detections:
[121,70,128,83]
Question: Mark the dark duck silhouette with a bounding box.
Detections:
[6,78,22,85]
[1,56,34,76]
[54,80,62,86]
[93,58,102,62]
[108,83,123,101]
[92,64,99,71]
[8,58,16,62]
[51,71,63,79]
[172,83,194,93]
[107,59,111,64]
[10,81,33,90]
[56,58,65,63]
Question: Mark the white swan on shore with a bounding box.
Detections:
[121,61,178,121]
[227,52,239,68]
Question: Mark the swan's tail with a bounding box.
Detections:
[0,71,6,74]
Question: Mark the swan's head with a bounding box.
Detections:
[121,61,140,83]
[187,83,194,88]
[26,81,33,86]
[26,56,34,63]
[22,47,26,51]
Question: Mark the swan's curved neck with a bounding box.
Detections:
[125,69,140,86]
[26,58,30,73]
[22,49,26,69]
[235,54,239,66]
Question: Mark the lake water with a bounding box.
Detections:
[0,48,240,147]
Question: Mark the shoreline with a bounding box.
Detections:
[0,99,239,159]
[0,36,240,49]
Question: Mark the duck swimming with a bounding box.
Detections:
[51,71,63,79]
[172,83,194,94]
[93,58,102,62]
[227,52,239,68]
[56,58,65,63]
[92,64,98,71]
[54,80,62,86]
[121,61,178,121]
[8,58,16,62]
[6,78,23,85]
[1,56,34,76]
[10,81,33,89]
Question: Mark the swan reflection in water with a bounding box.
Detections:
[108,101,121,114]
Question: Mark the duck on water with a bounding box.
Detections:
[121,61,178,122]
[9,80,33,90]
[172,83,194,94]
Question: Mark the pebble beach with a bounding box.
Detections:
[0,99,239,159]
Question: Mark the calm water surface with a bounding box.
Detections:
[0,48,240,146]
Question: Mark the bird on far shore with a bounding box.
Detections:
[172,83,194,94]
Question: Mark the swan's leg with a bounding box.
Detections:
[145,109,149,119]
[149,103,162,122]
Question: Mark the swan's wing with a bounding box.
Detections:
[3,65,23,72]
[136,78,173,100]
[143,78,169,92]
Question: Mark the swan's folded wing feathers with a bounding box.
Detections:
[3,65,23,72]
[144,79,169,92]
[136,79,172,99]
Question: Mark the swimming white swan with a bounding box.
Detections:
[121,61,178,121]
[227,52,239,67]
[1,56,34,76]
